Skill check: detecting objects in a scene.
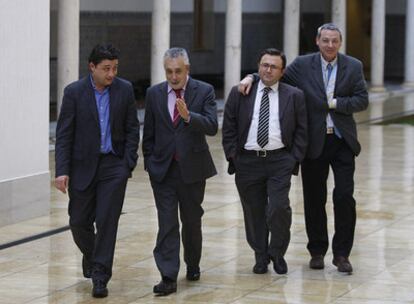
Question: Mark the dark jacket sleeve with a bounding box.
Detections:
[124,82,140,172]
[185,84,218,136]
[335,59,369,114]
[222,86,241,174]
[142,87,155,171]
[55,86,76,177]
[291,88,308,163]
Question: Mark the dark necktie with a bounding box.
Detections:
[257,87,271,148]
[172,89,181,127]
[327,63,333,83]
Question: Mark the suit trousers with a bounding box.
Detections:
[68,154,129,283]
[150,160,205,281]
[235,148,296,263]
[301,134,356,258]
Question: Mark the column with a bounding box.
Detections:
[224,0,242,100]
[370,0,386,92]
[151,0,170,86]
[283,0,300,64]
[332,0,346,53]
[404,0,414,87]
[57,0,79,116]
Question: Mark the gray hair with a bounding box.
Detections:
[317,23,343,41]
[163,47,190,65]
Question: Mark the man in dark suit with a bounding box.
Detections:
[239,24,369,273]
[142,47,217,296]
[223,48,307,275]
[55,44,139,298]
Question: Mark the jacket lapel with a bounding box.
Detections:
[335,53,347,92]
[184,77,197,109]
[158,82,173,128]
[241,83,258,137]
[278,83,288,120]
[109,78,119,128]
[84,77,99,124]
[311,54,326,93]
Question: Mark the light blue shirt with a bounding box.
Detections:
[321,56,341,137]
[90,75,113,154]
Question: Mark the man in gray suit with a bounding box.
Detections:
[143,47,217,296]
[223,48,307,275]
[239,24,369,273]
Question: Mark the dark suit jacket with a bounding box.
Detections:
[282,52,369,158]
[142,77,217,184]
[55,76,140,190]
[222,82,308,175]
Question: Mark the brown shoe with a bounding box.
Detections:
[309,255,324,269]
[332,256,353,273]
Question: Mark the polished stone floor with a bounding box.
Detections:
[0,92,414,303]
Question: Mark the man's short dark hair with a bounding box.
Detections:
[88,44,120,65]
[317,23,343,41]
[257,48,287,69]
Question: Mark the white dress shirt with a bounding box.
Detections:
[245,81,285,151]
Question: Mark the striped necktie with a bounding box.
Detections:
[257,87,271,148]
[172,89,181,127]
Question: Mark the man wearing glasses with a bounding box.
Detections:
[222,48,307,275]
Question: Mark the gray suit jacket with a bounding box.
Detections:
[282,52,369,158]
[142,77,217,183]
[222,82,308,175]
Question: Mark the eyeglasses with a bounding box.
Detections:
[260,63,282,71]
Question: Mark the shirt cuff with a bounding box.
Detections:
[329,98,337,109]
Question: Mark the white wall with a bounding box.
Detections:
[0,0,50,226]
[0,0,50,183]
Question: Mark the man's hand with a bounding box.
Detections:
[55,175,69,194]
[176,98,190,121]
[238,75,254,95]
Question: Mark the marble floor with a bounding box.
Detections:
[1,92,414,303]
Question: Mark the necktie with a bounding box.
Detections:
[172,89,181,127]
[257,87,271,148]
[327,63,333,83]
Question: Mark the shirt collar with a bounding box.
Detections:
[320,55,338,69]
[258,80,279,93]
[90,74,110,94]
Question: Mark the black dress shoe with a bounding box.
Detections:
[253,262,268,274]
[332,256,353,273]
[186,271,201,281]
[272,256,288,274]
[153,279,177,296]
[92,279,108,298]
[82,256,92,278]
[309,255,325,269]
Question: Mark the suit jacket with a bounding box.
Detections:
[142,77,217,184]
[55,76,140,190]
[281,52,369,158]
[222,82,308,175]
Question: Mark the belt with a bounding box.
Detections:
[241,148,284,157]
[326,127,334,134]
